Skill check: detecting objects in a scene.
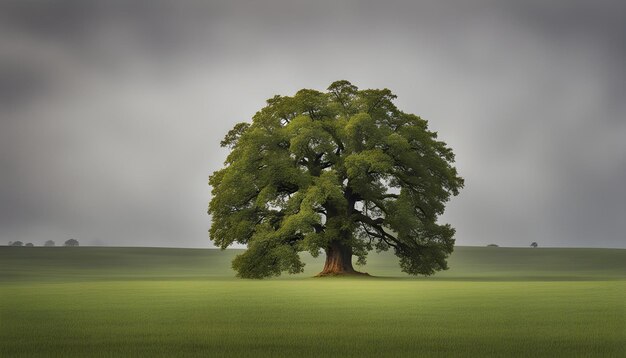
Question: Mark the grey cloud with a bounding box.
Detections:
[0,0,624,248]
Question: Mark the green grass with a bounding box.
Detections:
[1,246,625,357]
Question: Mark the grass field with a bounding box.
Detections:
[1,246,624,357]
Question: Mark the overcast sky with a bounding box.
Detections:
[1,0,624,248]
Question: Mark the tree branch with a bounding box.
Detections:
[361,226,399,250]
[312,223,325,234]
[380,193,399,199]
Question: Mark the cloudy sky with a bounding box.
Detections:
[1,0,624,248]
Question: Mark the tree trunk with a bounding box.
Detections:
[316,241,368,277]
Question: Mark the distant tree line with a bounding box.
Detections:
[6,239,80,247]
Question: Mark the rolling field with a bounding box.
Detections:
[1,246,625,357]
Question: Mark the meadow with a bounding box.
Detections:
[1,246,624,357]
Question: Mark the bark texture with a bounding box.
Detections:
[316,241,368,276]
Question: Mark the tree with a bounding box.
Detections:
[530,242,538,248]
[64,239,79,247]
[25,243,34,247]
[209,81,463,278]
[9,241,23,247]
[487,244,499,247]
[44,240,56,247]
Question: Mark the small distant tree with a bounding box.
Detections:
[487,244,499,247]
[44,240,55,247]
[9,241,24,247]
[64,239,79,247]
[530,242,538,248]
[25,243,34,247]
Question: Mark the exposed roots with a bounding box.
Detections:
[314,270,371,278]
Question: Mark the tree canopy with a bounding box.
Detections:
[209,80,463,278]
[64,239,79,247]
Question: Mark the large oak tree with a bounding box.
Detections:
[209,81,463,278]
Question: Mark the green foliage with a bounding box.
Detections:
[209,81,464,278]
